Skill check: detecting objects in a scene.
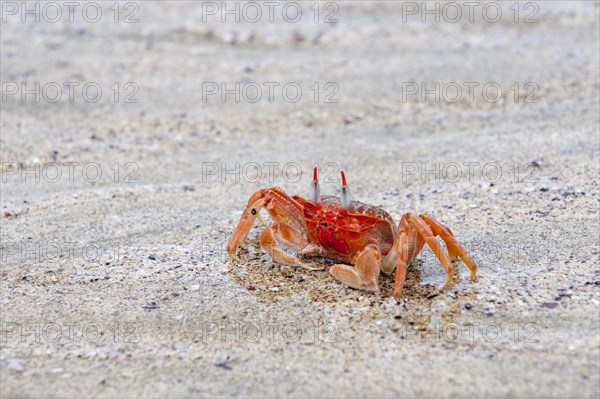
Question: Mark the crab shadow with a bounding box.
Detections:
[227,240,474,330]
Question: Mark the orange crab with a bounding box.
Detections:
[227,167,477,298]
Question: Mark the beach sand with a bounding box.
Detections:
[1,1,599,397]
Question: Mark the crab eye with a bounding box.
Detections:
[309,166,320,204]
[340,170,351,210]
[250,208,257,215]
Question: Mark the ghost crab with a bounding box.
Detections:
[227,167,477,298]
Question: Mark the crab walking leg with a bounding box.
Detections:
[382,214,427,297]
[330,243,381,292]
[260,224,324,271]
[381,214,424,274]
[404,213,456,292]
[269,223,322,256]
[419,214,477,280]
[392,230,422,298]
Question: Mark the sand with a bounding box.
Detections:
[1,1,599,397]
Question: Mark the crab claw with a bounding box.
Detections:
[309,166,321,204]
[227,189,266,259]
[340,170,351,209]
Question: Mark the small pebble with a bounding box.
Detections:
[281,267,293,277]
[8,360,23,371]
[215,362,232,371]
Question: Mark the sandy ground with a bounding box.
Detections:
[1,1,599,398]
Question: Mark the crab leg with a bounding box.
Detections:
[260,223,323,270]
[381,215,423,274]
[419,214,477,280]
[404,213,455,292]
[387,213,477,298]
[391,229,427,298]
[330,241,381,292]
[268,223,321,255]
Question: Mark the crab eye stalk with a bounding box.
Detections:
[340,170,351,209]
[309,166,321,204]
